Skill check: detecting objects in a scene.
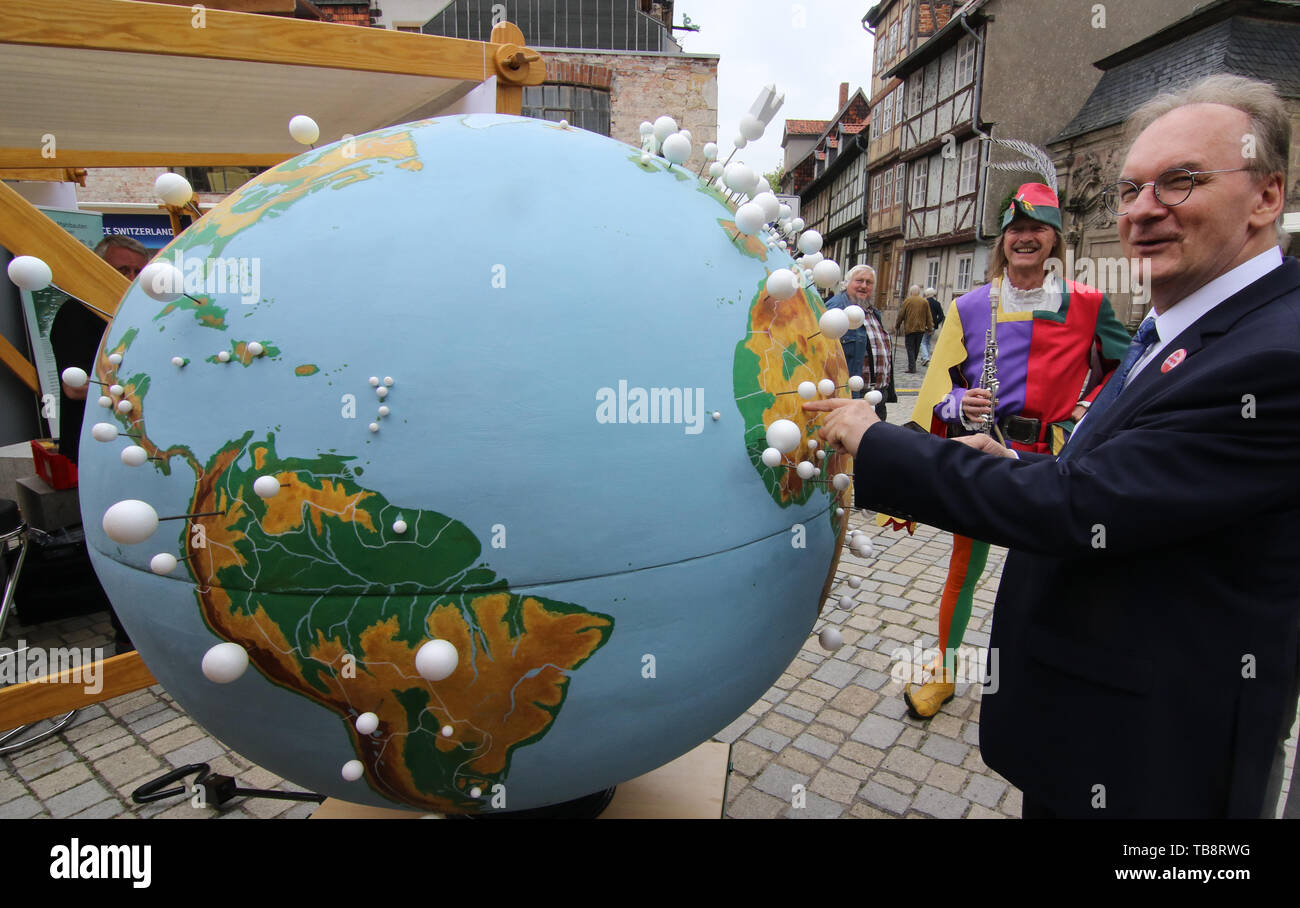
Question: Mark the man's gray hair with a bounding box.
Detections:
[845,264,876,282]
[1126,74,1290,246]
[94,234,150,259]
[908,284,922,296]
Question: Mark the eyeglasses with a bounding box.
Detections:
[1101,167,1252,216]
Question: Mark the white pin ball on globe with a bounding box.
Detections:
[791,217,806,232]
[765,419,802,454]
[441,725,454,737]
[753,192,780,222]
[384,376,394,387]
[778,203,792,219]
[641,153,651,165]
[139,261,182,303]
[201,641,249,683]
[172,356,185,367]
[813,260,843,289]
[109,383,124,396]
[639,121,654,136]
[819,627,844,652]
[760,447,782,468]
[708,162,724,178]
[376,386,389,399]
[847,576,862,589]
[816,450,826,461]
[558,119,568,128]
[796,461,816,479]
[723,163,755,193]
[115,399,133,414]
[702,141,718,160]
[803,252,825,268]
[341,760,365,781]
[90,423,118,442]
[97,395,112,409]
[857,539,875,558]
[798,230,823,255]
[712,411,721,421]
[765,269,799,301]
[818,308,850,341]
[102,499,159,545]
[253,475,281,499]
[807,439,819,451]
[61,366,88,389]
[217,351,230,363]
[838,594,855,609]
[378,405,390,417]
[6,255,53,292]
[836,507,845,517]
[680,129,691,141]
[797,381,817,400]
[392,519,407,534]
[833,473,851,491]
[818,378,836,396]
[154,172,193,207]
[415,639,459,681]
[865,389,884,406]
[734,135,747,149]
[368,422,379,433]
[368,376,379,387]
[848,375,865,392]
[288,114,320,145]
[844,305,866,329]
[738,113,765,141]
[734,202,766,235]
[470,787,482,799]
[246,341,264,357]
[149,552,178,574]
[653,115,678,142]
[661,133,691,164]
[108,352,123,366]
[355,712,380,735]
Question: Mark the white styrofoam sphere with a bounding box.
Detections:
[817,378,836,397]
[813,260,843,289]
[723,163,755,193]
[765,419,802,454]
[702,141,719,160]
[109,383,124,396]
[738,113,765,141]
[154,172,193,207]
[61,366,88,389]
[253,475,281,498]
[246,341,264,357]
[341,760,365,781]
[791,218,805,232]
[172,356,185,367]
[115,399,133,414]
[865,389,884,406]
[734,135,747,148]
[6,255,53,292]
[807,439,819,451]
[102,499,159,545]
[661,132,691,164]
[708,162,724,178]
[844,304,866,328]
[150,552,178,574]
[392,518,408,534]
[857,539,875,558]
[202,642,249,683]
[415,639,460,681]
[819,627,844,652]
[121,445,148,467]
[838,594,855,609]
[797,381,817,400]
[765,269,799,301]
[847,375,865,392]
[97,396,113,409]
[90,422,119,442]
[798,230,823,255]
[778,203,792,219]
[734,202,766,235]
[139,261,182,302]
[753,191,780,223]
[639,121,654,136]
[653,115,678,141]
[355,712,380,735]
[847,576,862,589]
[833,473,851,491]
[217,351,231,363]
[288,114,320,145]
[818,308,850,340]
[108,353,123,366]
[816,450,826,461]
[796,461,816,480]
[760,447,783,468]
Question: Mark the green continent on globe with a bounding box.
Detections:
[96,332,613,812]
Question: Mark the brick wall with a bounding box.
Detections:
[315,3,374,26]
[543,50,718,171]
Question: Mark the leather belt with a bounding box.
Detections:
[1000,415,1041,446]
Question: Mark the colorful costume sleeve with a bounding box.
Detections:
[912,301,969,435]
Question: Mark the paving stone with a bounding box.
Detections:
[141,717,195,743]
[0,795,43,818]
[761,713,805,739]
[760,687,785,703]
[854,668,892,690]
[122,700,171,724]
[280,801,319,820]
[929,713,964,738]
[729,740,771,778]
[30,762,92,800]
[82,735,138,762]
[920,734,970,766]
[963,774,1008,809]
[963,748,991,774]
[7,736,67,767]
[792,732,837,760]
[849,801,897,819]
[913,784,970,819]
[808,723,845,744]
[883,748,935,782]
[242,796,295,818]
[783,691,824,713]
[47,779,111,819]
[772,673,797,690]
[852,714,904,749]
[810,658,859,688]
[785,790,844,819]
[872,694,910,720]
[728,787,786,819]
[14,749,77,782]
[896,727,923,749]
[810,768,860,804]
[818,708,859,735]
[838,741,884,768]
[70,799,127,819]
[72,724,131,754]
[62,715,117,743]
[829,685,880,715]
[713,712,756,744]
[105,692,159,717]
[966,804,1007,819]
[751,763,810,802]
[745,727,791,753]
[859,780,911,815]
[776,747,824,777]
[96,745,164,788]
[129,708,184,735]
[165,737,228,767]
[796,677,840,701]
[1001,787,1023,816]
[785,659,816,679]
[150,725,205,752]
[747,700,772,718]
[773,703,816,724]
[873,770,917,795]
[926,762,969,794]
[0,776,28,804]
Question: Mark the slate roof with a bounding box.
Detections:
[784,119,830,137]
[1054,3,1300,143]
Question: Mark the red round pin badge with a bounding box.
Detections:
[1161,349,1187,373]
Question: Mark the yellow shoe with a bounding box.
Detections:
[903,657,955,719]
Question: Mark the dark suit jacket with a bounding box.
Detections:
[854,257,1300,817]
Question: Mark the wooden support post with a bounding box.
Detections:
[0,651,157,730]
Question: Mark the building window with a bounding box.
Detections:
[881,93,893,132]
[956,36,976,87]
[895,162,905,204]
[179,166,266,193]
[888,23,898,59]
[910,162,927,208]
[522,84,611,136]
[908,77,923,118]
[882,168,894,210]
[959,138,978,195]
[926,258,940,292]
[955,254,973,292]
[871,173,882,213]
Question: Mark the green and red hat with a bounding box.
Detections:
[1000,182,1062,232]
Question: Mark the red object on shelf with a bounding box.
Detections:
[30,439,78,490]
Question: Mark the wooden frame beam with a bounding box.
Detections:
[0,651,156,729]
[0,148,295,169]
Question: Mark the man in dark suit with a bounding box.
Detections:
[805,74,1299,818]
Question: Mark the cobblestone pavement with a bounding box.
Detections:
[0,347,1294,819]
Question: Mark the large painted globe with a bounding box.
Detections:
[79,114,850,813]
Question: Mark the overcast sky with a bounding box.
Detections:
[672,0,877,177]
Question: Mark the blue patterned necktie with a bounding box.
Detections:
[1060,317,1159,461]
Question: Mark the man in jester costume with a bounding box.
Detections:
[890,181,1132,718]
